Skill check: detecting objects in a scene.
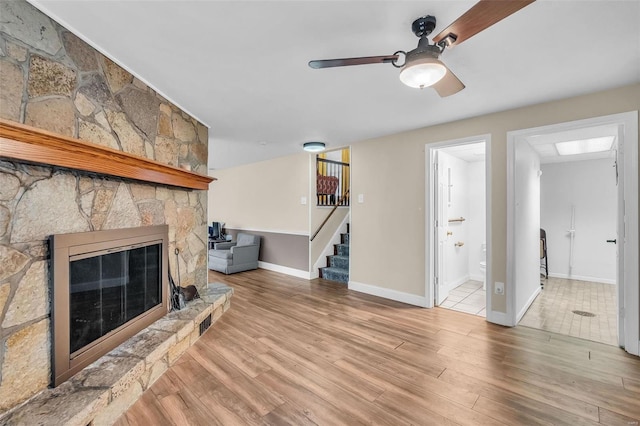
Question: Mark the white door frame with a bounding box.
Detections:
[425,134,492,313]
[506,111,639,355]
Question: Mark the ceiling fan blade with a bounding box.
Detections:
[309,55,399,69]
[433,66,465,97]
[432,0,535,47]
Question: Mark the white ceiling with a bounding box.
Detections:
[29,1,640,171]
[422,124,619,164]
[527,123,618,164]
[440,141,486,163]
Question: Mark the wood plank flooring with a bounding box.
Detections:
[115,269,640,425]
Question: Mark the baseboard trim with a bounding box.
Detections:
[517,285,541,323]
[348,281,427,307]
[548,273,615,285]
[469,273,484,282]
[487,310,512,327]
[258,261,311,279]
[447,275,470,292]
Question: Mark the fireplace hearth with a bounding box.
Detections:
[50,225,169,386]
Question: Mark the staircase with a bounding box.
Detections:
[319,224,349,284]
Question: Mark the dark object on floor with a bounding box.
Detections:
[169,272,183,311]
[180,285,200,301]
[540,228,549,279]
[572,310,596,317]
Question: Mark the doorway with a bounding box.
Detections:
[426,135,491,317]
[507,112,639,355]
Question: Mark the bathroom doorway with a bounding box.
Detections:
[426,136,490,317]
[507,112,639,355]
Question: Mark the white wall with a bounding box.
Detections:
[323,149,342,162]
[514,141,541,321]
[442,152,469,289]
[541,158,617,283]
[467,161,486,280]
[437,153,485,288]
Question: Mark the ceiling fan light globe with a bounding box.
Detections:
[399,59,446,89]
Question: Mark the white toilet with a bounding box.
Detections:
[479,243,487,290]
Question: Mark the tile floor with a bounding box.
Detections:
[440,280,486,317]
[519,277,617,346]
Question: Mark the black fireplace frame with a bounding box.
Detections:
[50,225,169,387]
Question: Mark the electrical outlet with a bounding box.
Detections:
[358,194,364,203]
[300,196,307,205]
[495,282,504,295]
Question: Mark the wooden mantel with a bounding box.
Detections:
[0,119,215,190]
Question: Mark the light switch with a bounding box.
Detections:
[300,196,307,205]
[358,194,364,203]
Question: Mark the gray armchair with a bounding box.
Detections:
[208,232,261,274]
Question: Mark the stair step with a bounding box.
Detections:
[341,233,350,245]
[335,244,349,256]
[328,254,349,269]
[320,267,349,284]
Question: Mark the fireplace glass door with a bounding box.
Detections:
[69,242,161,356]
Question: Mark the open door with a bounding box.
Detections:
[434,151,449,305]
[616,131,625,347]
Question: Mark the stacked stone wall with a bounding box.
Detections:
[0,0,209,413]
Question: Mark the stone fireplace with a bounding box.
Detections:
[50,225,169,387]
[0,0,218,419]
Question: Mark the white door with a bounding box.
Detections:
[616,135,624,346]
[434,151,450,305]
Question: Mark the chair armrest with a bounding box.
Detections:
[230,244,259,264]
[214,241,236,250]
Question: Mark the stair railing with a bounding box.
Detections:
[310,189,350,242]
[316,158,350,206]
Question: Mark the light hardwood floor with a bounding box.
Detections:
[115,269,640,425]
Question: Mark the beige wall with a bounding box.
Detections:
[210,151,354,274]
[209,152,310,234]
[350,84,640,313]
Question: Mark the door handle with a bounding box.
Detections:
[606,239,617,244]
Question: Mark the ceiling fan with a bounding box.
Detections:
[308,0,535,97]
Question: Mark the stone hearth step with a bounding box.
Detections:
[0,283,234,426]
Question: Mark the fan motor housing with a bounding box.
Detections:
[406,38,441,62]
[412,15,437,38]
